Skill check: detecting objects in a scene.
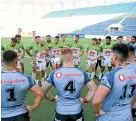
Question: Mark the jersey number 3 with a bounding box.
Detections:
[64,81,76,93]
[6,88,17,101]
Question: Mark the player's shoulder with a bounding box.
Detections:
[104,67,123,78]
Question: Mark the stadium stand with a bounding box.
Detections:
[42,2,136,18]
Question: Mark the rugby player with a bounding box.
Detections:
[127,45,136,118]
[71,35,84,67]
[42,48,97,121]
[45,35,53,68]
[92,44,136,121]
[128,36,136,59]
[5,38,23,72]
[15,34,25,72]
[95,38,103,78]
[49,36,62,70]
[99,36,113,81]
[32,39,47,86]
[1,50,44,121]
[86,38,100,79]
[26,36,40,78]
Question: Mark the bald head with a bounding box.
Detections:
[61,48,73,64]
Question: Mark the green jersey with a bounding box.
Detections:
[60,41,71,48]
[87,45,100,59]
[33,44,47,62]
[100,43,113,59]
[70,43,84,57]
[5,45,20,53]
[16,42,24,49]
[27,42,38,50]
[51,43,62,58]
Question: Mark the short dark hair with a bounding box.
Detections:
[98,38,101,41]
[106,36,111,40]
[92,38,97,41]
[118,35,123,39]
[132,36,136,40]
[55,36,59,39]
[3,50,17,64]
[15,34,21,38]
[11,38,17,43]
[112,44,129,62]
[75,35,79,38]
[46,35,51,37]
[35,36,40,39]
[128,44,135,53]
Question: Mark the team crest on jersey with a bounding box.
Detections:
[119,74,125,82]
[56,72,62,78]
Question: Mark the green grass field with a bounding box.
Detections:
[2,37,98,121]
[1,37,135,121]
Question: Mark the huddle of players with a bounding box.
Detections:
[1,42,136,121]
[2,35,136,85]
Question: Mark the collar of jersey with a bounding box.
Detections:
[3,70,17,72]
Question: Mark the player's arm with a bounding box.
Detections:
[92,75,111,115]
[25,77,44,111]
[79,46,84,57]
[21,44,25,58]
[81,72,97,103]
[131,96,136,108]
[32,51,37,66]
[41,72,58,102]
[26,46,33,56]
[95,48,101,60]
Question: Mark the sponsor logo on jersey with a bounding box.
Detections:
[56,72,62,78]
[119,74,125,82]
[1,79,25,84]
[56,72,81,78]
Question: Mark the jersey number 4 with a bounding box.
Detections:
[120,84,135,99]
[6,88,17,101]
[64,81,76,93]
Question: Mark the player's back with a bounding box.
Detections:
[1,71,35,118]
[127,62,136,72]
[50,67,89,115]
[99,67,136,121]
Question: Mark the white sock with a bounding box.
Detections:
[41,78,45,85]
[99,73,102,79]
[35,80,38,84]
[91,72,95,80]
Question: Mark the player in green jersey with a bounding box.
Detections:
[45,35,53,68]
[48,36,62,70]
[86,38,101,79]
[70,35,84,67]
[15,34,25,72]
[32,39,47,86]
[26,36,40,78]
[99,36,113,82]
[5,38,23,72]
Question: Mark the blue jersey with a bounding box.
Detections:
[1,71,36,118]
[98,67,136,121]
[46,67,91,115]
[127,62,136,73]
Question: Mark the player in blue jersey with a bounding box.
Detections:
[1,50,44,121]
[92,44,136,121]
[42,48,97,121]
[127,45,136,118]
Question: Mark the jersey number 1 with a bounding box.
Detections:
[64,81,76,93]
[6,88,16,101]
[120,84,135,99]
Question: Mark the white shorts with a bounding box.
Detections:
[102,59,111,67]
[73,58,80,66]
[51,57,61,64]
[36,61,46,71]
[86,60,97,67]
[45,56,51,63]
